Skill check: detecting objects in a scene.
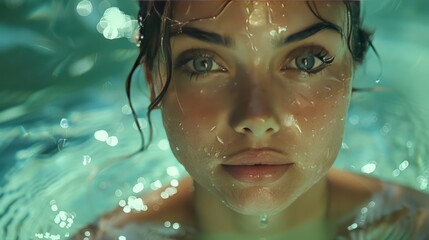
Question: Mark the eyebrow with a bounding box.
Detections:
[171,27,234,47]
[282,22,343,46]
[171,22,343,48]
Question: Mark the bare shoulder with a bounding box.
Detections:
[103,176,195,227]
[327,168,383,218]
[328,169,429,237]
[73,177,195,239]
[327,168,429,205]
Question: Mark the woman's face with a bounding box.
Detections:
[155,1,353,215]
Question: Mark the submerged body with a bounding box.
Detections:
[75,169,429,240]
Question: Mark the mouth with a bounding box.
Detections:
[222,164,293,184]
[221,148,294,184]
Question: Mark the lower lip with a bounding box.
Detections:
[222,164,292,184]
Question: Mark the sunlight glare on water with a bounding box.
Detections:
[76,0,93,17]
[60,118,69,129]
[96,7,137,40]
[82,155,92,166]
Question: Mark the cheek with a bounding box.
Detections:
[289,61,352,132]
[294,83,350,138]
[161,82,223,182]
[162,79,224,124]
[162,86,222,145]
[288,73,352,172]
[161,74,236,145]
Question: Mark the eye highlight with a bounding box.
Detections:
[174,49,226,81]
[192,56,215,73]
[283,46,335,74]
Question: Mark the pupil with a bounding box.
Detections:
[194,57,212,72]
[296,55,315,70]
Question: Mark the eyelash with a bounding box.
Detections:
[284,46,335,74]
[174,49,224,81]
[175,47,335,81]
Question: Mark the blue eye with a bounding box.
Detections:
[192,56,214,73]
[285,46,335,74]
[177,51,225,80]
[295,54,318,71]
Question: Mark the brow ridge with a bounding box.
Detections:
[172,22,343,48]
[172,27,233,47]
[282,22,343,45]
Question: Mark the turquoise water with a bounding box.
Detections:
[1,0,428,239]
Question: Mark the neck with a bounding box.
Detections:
[193,178,329,237]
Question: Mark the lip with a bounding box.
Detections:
[223,148,292,165]
[222,164,292,184]
[222,148,293,184]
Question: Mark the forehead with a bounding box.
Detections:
[171,1,348,32]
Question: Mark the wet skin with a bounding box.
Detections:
[155,0,352,229]
[91,171,429,239]
[73,1,429,239]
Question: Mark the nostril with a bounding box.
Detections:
[241,127,275,136]
[234,118,280,137]
[243,127,252,133]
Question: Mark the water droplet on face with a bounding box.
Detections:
[259,214,269,228]
[216,135,224,145]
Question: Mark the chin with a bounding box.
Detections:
[222,186,294,216]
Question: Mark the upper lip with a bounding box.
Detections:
[222,148,292,166]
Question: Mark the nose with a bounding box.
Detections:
[230,88,280,138]
[234,117,280,137]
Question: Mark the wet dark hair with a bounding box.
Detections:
[127,1,374,151]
